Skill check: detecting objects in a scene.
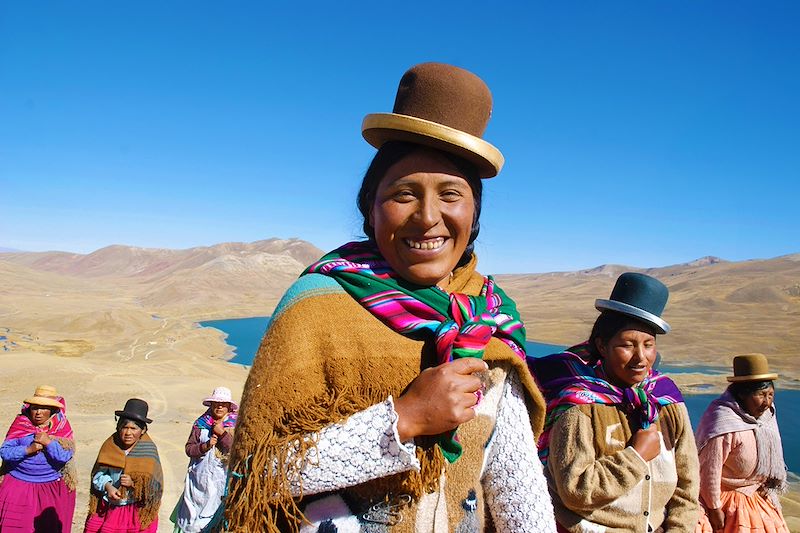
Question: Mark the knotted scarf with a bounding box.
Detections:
[1,398,77,490]
[528,342,683,464]
[695,388,787,504]
[194,410,238,432]
[87,432,163,529]
[305,241,527,462]
[195,409,237,462]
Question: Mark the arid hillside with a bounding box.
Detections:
[1,242,799,531]
[496,254,800,373]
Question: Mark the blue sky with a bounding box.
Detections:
[2,2,798,273]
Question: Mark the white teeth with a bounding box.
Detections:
[405,238,445,250]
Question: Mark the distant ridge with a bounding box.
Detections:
[0,238,322,280]
[1,242,798,368]
[495,253,800,367]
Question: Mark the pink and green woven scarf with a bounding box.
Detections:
[305,241,527,462]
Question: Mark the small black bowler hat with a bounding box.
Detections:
[595,272,671,334]
[115,398,153,424]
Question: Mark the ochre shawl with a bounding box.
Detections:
[225,254,545,532]
[87,432,163,528]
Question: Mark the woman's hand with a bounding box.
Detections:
[33,431,52,447]
[631,426,660,462]
[212,419,225,437]
[105,482,122,502]
[26,442,44,455]
[119,474,133,488]
[394,357,487,441]
[205,434,219,452]
[708,508,725,531]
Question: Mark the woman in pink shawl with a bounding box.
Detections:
[0,385,77,532]
[695,354,789,533]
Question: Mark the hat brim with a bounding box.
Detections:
[24,396,65,410]
[362,113,504,178]
[727,373,778,383]
[115,410,153,424]
[203,399,239,412]
[595,299,671,334]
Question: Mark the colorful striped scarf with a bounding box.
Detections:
[1,398,78,490]
[304,241,527,462]
[194,410,238,431]
[5,398,73,440]
[528,342,683,464]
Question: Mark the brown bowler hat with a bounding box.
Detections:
[362,62,504,178]
[727,353,778,383]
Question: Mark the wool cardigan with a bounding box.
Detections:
[545,402,700,533]
[226,259,551,532]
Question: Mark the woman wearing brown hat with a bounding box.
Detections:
[225,63,555,532]
[695,354,789,533]
[529,273,700,532]
[0,385,77,531]
[84,398,163,533]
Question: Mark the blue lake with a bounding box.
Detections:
[200,316,799,474]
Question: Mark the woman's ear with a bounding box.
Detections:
[595,337,607,358]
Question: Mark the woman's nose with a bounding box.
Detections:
[414,196,440,227]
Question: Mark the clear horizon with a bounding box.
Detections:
[2,2,798,274]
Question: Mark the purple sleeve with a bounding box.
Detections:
[43,439,74,464]
[0,437,30,462]
[217,430,233,454]
[185,426,205,458]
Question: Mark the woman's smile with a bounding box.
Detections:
[370,148,475,287]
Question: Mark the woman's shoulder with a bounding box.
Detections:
[271,273,346,321]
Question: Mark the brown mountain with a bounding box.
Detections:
[2,243,798,373]
[497,253,800,371]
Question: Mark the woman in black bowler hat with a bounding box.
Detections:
[529,272,700,532]
[84,398,163,533]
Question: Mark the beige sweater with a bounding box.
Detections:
[546,402,700,533]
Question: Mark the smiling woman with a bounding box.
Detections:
[225,63,556,532]
[529,272,700,533]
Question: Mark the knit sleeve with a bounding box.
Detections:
[483,370,557,532]
[547,406,649,511]
[661,403,701,532]
[0,437,29,462]
[699,432,734,510]
[288,396,420,496]
[43,439,73,465]
[217,429,234,454]
[185,426,205,458]
[92,467,114,493]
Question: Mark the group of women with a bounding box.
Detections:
[222,62,790,533]
[0,62,792,533]
[0,386,237,532]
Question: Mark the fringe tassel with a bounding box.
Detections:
[225,385,446,532]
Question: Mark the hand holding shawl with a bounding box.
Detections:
[306,241,527,462]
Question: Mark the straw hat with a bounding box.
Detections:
[24,385,65,410]
[727,353,778,383]
[202,386,238,412]
[595,272,671,334]
[362,62,504,178]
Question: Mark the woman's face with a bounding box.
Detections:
[740,385,775,418]
[28,404,54,427]
[370,148,475,287]
[210,401,230,420]
[117,421,144,449]
[597,327,658,387]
